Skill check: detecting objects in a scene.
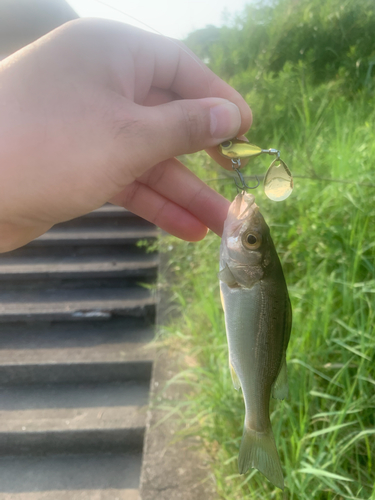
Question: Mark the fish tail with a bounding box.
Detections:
[238,425,284,490]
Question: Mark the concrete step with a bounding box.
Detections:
[0,361,153,385]
[29,226,158,247]
[0,287,156,322]
[85,205,133,217]
[0,252,159,280]
[0,380,148,454]
[67,204,141,223]
[53,205,151,228]
[0,452,141,499]
[0,243,154,259]
[0,277,155,293]
[0,206,158,498]
[0,318,154,384]
[53,218,153,230]
[0,318,154,364]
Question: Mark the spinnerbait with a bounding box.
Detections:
[218,138,293,201]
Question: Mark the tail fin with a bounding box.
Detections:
[238,426,284,490]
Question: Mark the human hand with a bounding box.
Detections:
[0,18,252,252]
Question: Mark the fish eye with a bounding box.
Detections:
[242,231,262,250]
[247,234,257,245]
[221,140,232,149]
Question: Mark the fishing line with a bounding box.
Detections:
[91,0,212,93]
[205,174,375,189]
[90,1,298,201]
[93,0,174,37]
[91,3,369,197]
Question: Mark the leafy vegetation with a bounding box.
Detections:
[158,0,375,498]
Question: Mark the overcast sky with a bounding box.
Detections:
[67,0,251,40]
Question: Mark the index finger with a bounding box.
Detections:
[140,32,252,137]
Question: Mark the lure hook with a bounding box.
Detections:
[231,159,260,191]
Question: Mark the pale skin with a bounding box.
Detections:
[0,18,252,253]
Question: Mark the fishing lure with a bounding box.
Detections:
[91,3,292,202]
[218,138,293,201]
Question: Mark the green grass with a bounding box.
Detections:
[157,93,375,499]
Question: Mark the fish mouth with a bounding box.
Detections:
[228,192,258,221]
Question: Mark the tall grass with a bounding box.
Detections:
[159,91,375,499]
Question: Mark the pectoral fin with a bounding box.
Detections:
[272,356,288,400]
[218,264,237,286]
[230,361,241,391]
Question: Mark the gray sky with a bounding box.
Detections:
[67,0,251,40]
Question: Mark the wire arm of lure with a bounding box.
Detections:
[217,139,293,200]
[261,148,281,160]
[231,159,260,190]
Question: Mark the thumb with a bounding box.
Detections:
[115,97,242,180]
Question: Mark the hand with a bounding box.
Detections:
[0,18,252,252]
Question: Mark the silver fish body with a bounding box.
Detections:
[219,192,292,490]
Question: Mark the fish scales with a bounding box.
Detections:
[222,281,286,428]
[219,192,292,490]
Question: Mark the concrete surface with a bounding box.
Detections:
[140,349,217,500]
[0,452,141,499]
[139,245,217,500]
[0,205,157,498]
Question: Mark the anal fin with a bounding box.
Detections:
[272,356,288,400]
[230,361,241,391]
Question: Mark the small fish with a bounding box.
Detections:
[219,192,292,490]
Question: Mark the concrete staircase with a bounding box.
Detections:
[0,206,158,499]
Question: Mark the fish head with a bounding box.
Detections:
[220,192,273,288]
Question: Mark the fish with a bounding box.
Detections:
[218,192,292,490]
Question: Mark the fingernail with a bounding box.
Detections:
[210,101,241,140]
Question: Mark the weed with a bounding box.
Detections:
[158,89,375,499]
